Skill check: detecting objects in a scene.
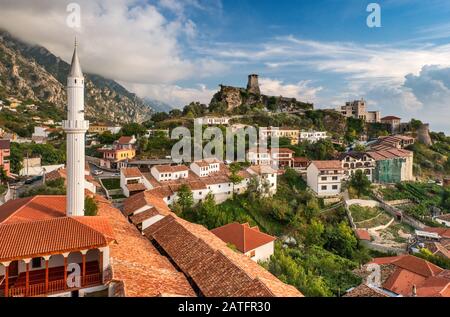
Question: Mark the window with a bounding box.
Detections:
[31,257,42,269]
[321,177,327,181]
[332,185,338,190]
[332,176,338,181]
[321,185,327,191]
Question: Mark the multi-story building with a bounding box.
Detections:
[299,131,329,143]
[307,161,345,197]
[367,148,414,183]
[369,135,415,151]
[259,127,300,145]
[247,148,295,168]
[99,136,137,170]
[0,139,10,175]
[338,152,376,182]
[151,165,189,182]
[190,159,221,177]
[381,116,402,133]
[337,99,380,123]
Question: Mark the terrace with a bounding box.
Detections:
[0,249,105,297]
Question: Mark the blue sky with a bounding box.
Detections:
[1,0,450,132]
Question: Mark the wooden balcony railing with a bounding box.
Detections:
[5,273,102,297]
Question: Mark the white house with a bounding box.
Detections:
[211,222,276,262]
[198,117,231,126]
[150,165,189,182]
[307,160,345,197]
[247,165,277,196]
[120,167,152,197]
[32,126,50,138]
[338,152,376,182]
[299,131,329,143]
[247,148,295,169]
[190,159,221,177]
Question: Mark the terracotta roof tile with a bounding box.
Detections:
[0,196,66,224]
[211,222,276,253]
[144,215,303,297]
[121,167,143,178]
[95,197,195,297]
[310,160,343,171]
[0,217,109,262]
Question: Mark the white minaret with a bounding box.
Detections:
[63,39,88,216]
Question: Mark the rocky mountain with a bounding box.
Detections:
[0,31,154,123]
[210,84,314,113]
[144,97,175,113]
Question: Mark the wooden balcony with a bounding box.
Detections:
[0,261,102,297]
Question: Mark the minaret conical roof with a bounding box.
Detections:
[69,39,83,78]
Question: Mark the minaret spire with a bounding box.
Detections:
[63,40,89,217]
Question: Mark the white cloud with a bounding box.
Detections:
[125,83,216,107]
[259,78,322,104]
[0,0,224,85]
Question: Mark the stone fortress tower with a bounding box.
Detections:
[247,74,261,95]
[417,123,433,146]
[63,40,89,216]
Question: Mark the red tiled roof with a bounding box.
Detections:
[0,217,110,262]
[94,196,195,297]
[127,183,147,192]
[144,215,303,297]
[425,227,450,239]
[310,160,343,171]
[117,136,133,144]
[211,222,276,253]
[370,255,449,297]
[129,208,160,225]
[355,229,371,241]
[0,196,66,224]
[123,190,172,216]
[381,116,401,121]
[154,165,189,173]
[367,148,412,160]
[121,167,143,178]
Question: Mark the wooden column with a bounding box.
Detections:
[82,253,86,286]
[25,262,29,296]
[63,257,68,290]
[99,250,103,283]
[4,264,9,298]
[45,259,49,294]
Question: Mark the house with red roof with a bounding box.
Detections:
[0,196,115,297]
[211,223,276,262]
[307,160,345,197]
[352,255,450,297]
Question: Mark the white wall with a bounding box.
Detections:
[245,241,274,262]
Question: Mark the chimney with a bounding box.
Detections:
[412,284,417,297]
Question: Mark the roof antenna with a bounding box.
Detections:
[74,36,78,48]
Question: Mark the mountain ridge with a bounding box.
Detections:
[0,30,157,124]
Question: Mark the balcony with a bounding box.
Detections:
[0,261,102,297]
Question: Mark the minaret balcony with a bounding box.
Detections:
[62,120,89,132]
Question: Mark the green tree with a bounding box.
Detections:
[177,184,194,212]
[348,170,372,198]
[0,167,8,184]
[121,123,146,137]
[85,196,98,216]
[324,221,358,259]
[304,218,325,247]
